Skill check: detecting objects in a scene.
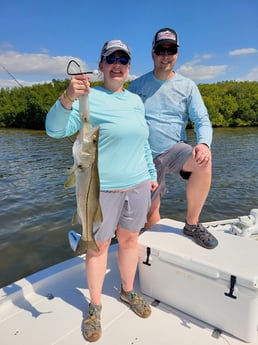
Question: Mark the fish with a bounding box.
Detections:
[64,93,102,254]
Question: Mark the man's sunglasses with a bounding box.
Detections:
[104,55,130,65]
[154,46,178,56]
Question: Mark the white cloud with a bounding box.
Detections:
[0,42,15,51]
[0,50,139,88]
[0,50,91,88]
[177,63,227,81]
[127,74,138,81]
[239,67,258,81]
[194,53,215,60]
[229,48,258,56]
[0,50,88,78]
[0,79,43,89]
[176,53,227,81]
[201,54,215,60]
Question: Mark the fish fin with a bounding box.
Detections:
[64,173,76,188]
[94,204,103,223]
[72,211,81,225]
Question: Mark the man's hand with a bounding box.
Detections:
[192,143,211,166]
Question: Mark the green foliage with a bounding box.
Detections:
[198,81,258,127]
[0,79,69,129]
[0,80,257,129]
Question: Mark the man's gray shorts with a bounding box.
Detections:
[93,182,151,242]
[151,142,192,201]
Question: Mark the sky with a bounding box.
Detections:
[0,0,258,89]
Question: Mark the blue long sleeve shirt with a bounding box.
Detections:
[129,72,212,158]
[46,86,157,190]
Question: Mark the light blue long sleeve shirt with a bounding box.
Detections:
[45,86,157,190]
[129,72,212,158]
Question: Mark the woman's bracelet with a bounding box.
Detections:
[63,89,76,103]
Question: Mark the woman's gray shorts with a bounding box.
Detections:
[151,142,192,201]
[93,182,151,242]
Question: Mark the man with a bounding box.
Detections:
[129,27,218,249]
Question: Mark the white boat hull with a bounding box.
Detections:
[1,218,258,344]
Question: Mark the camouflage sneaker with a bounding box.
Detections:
[183,222,218,249]
[83,304,102,342]
[120,285,151,318]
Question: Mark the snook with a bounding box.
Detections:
[65,94,102,254]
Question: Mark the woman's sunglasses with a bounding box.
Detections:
[104,55,130,65]
[154,46,178,56]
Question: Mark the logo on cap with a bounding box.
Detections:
[152,28,179,48]
[157,31,176,42]
[101,40,131,58]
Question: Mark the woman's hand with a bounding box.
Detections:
[60,74,91,109]
[150,181,159,192]
[66,74,91,100]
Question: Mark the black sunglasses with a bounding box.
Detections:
[154,46,178,56]
[104,55,130,65]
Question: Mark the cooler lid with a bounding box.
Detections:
[138,220,258,290]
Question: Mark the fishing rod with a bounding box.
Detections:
[1,60,98,105]
[0,61,98,143]
[0,62,49,117]
[0,62,24,88]
[0,62,75,143]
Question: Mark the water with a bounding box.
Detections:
[161,128,258,221]
[0,127,258,288]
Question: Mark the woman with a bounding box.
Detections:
[45,39,158,342]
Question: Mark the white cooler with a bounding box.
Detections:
[138,219,258,342]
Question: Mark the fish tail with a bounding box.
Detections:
[76,238,99,254]
[87,240,99,252]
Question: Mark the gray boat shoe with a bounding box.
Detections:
[183,222,218,249]
[120,285,151,318]
[83,303,102,342]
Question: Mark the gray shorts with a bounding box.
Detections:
[93,182,151,242]
[151,142,192,201]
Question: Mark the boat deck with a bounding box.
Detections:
[0,218,258,345]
